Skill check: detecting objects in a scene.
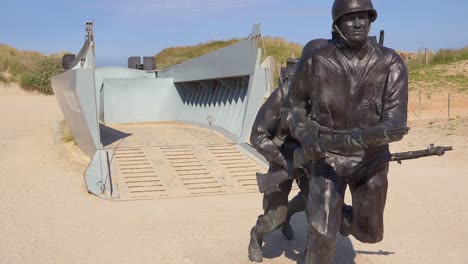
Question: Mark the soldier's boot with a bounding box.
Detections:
[339,204,353,237]
[248,226,264,262]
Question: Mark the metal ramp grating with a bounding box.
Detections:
[106,123,268,200]
[207,144,260,192]
[113,148,168,199]
[162,146,224,196]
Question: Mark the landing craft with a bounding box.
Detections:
[51,22,271,200]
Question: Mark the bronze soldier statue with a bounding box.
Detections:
[248,40,328,263]
[283,0,409,263]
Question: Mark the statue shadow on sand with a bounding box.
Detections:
[262,212,395,264]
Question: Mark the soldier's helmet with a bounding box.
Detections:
[332,0,378,24]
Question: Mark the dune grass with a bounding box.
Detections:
[406,47,468,93]
[407,46,468,71]
[0,44,43,80]
[0,44,64,94]
[155,37,302,67]
[155,39,241,70]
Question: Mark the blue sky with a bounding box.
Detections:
[1,0,467,66]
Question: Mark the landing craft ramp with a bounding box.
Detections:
[103,123,266,200]
[51,23,274,200]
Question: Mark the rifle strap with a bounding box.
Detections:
[311,62,335,128]
[361,100,369,129]
[310,73,319,120]
[374,80,385,117]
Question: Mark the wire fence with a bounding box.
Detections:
[407,90,468,120]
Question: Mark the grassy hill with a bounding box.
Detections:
[409,60,468,93]
[406,47,468,93]
[156,38,467,93]
[0,44,43,83]
[155,39,241,70]
[1,39,466,95]
[0,44,63,94]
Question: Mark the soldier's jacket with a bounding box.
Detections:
[250,72,295,162]
[286,39,408,155]
[250,39,329,162]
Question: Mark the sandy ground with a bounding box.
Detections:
[1,83,468,264]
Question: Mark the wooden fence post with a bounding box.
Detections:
[448,91,451,119]
[425,48,429,64]
[419,89,421,118]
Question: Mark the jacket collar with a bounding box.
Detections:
[339,41,371,60]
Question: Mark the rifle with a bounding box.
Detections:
[294,144,452,168]
[255,123,409,195]
[390,144,452,164]
[256,144,452,194]
[306,120,410,152]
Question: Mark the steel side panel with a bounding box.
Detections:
[234,84,249,137]
[240,52,268,143]
[94,67,155,122]
[159,38,259,83]
[84,149,117,199]
[51,69,100,158]
[228,85,243,132]
[103,78,182,124]
[207,83,222,121]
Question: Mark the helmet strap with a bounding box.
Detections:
[333,24,349,45]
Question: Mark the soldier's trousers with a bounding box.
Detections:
[285,181,308,224]
[254,163,309,236]
[303,150,390,264]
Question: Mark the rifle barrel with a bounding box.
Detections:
[390,145,452,162]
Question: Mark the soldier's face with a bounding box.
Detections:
[338,11,370,49]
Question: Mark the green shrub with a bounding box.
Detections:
[18,72,37,91]
[19,56,63,95]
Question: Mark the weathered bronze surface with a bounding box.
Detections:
[249,0,410,263]
[283,0,408,263]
